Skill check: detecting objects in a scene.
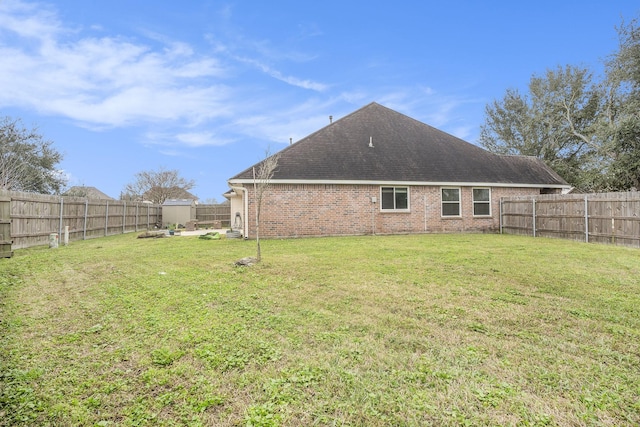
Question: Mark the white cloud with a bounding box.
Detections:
[157,149,185,157]
[144,130,236,148]
[175,131,235,147]
[0,0,479,154]
[0,1,229,130]
[272,71,328,92]
[0,0,62,39]
[0,0,334,152]
[234,55,328,92]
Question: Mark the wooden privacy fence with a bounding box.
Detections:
[500,191,640,248]
[195,204,231,228]
[0,189,162,252]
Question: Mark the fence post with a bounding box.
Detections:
[532,199,536,238]
[611,217,616,245]
[58,197,64,240]
[105,200,109,236]
[499,198,503,234]
[135,203,139,232]
[584,195,589,243]
[83,199,88,240]
[123,202,126,234]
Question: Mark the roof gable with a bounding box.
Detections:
[230,102,568,187]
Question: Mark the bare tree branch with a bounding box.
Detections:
[253,149,280,262]
[122,167,196,204]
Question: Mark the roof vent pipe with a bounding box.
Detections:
[369,136,374,148]
[329,115,333,124]
[289,137,292,145]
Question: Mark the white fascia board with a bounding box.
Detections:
[227,178,571,190]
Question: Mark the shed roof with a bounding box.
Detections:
[229,102,568,187]
[162,199,196,206]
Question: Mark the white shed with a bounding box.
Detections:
[162,199,196,227]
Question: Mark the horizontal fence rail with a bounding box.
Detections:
[500,191,640,248]
[1,189,162,251]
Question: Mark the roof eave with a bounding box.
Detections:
[227,178,571,189]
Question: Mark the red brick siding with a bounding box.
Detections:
[241,184,547,238]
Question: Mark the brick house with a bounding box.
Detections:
[227,102,570,238]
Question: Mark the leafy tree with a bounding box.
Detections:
[122,167,196,204]
[481,14,640,192]
[480,65,605,191]
[0,117,66,194]
[605,17,640,190]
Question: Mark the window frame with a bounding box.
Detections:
[441,187,461,217]
[472,187,492,217]
[380,186,410,212]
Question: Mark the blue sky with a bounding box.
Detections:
[1,1,638,201]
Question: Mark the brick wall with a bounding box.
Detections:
[240,184,546,238]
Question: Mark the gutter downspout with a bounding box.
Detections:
[230,185,249,239]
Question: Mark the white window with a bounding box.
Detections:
[473,188,491,216]
[441,188,461,217]
[381,187,409,211]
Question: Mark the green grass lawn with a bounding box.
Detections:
[1,233,639,426]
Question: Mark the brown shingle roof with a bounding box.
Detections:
[64,186,114,200]
[230,102,568,187]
